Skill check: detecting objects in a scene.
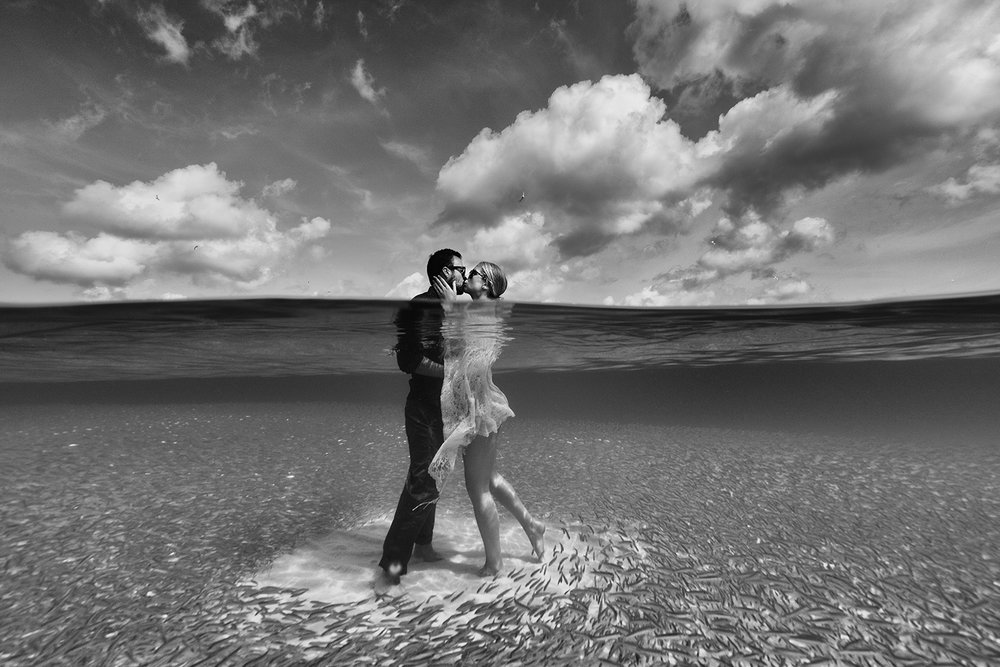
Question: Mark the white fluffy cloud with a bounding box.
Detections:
[3,164,330,297]
[137,5,191,65]
[466,212,556,272]
[932,164,1000,203]
[940,126,1000,201]
[290,216,331,241]
[621,284,717,307]
[631,1,1000,212]
[747,279,814,305]
[385,271,425,299]
[618,214,833,306]
[433,67,844,304]
[437,74,703,256]
[4,232,158,287]
[436,72,845,258]
[700,214,834,277]
[437,2,1000,278]
[633,0,1000,126]
[505,268,564,303]
[63,163,270,240]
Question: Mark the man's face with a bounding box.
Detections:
[443,256,466,294]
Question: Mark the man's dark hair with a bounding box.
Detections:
[426,248,461,281]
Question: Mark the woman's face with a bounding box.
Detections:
[465,267,489,299]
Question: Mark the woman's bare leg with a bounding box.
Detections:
[464,433,502,574]
[490,472,545,559]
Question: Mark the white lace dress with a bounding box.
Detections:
[429,304,514,489]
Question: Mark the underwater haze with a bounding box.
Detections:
[2,294,999,665]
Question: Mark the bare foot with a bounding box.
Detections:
[477,561,502,577]
[373,565,402,597]
[413,543,443,562]
[528,521,546,560]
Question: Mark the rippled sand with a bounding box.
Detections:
[2,401,999,665]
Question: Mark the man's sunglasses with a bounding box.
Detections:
[447,265,466,276]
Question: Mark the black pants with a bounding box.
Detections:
[379,393,443,575]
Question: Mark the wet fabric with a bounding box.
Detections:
[430,303,514,490]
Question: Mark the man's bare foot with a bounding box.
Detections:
[413,543,443,562]
[373,564,402,596]
[477,561,502,577]
[528,521,546,560]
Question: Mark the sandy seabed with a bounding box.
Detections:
[2,400,999,666]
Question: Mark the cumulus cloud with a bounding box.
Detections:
[466,212,556,272]
[620,214,834,306]
[695,85,841,215]
[437,74,703,256]
[350,59,386,111]
[385,271,425,299]
[137,4,191,65]
[620,284,717,307]
[3,164,331,297]
[63,163,270,240]
[504,268,564,303]
[82,286,130,302]
[932,164,1000,203]
[631,0,1000,214]
[699,214,833,277]
[434,72,849,261]
[4,232,158,287]
[434,1,1000,304]
[930,129,1000,203]
[289,216,331,241]
[634,0,1000,122]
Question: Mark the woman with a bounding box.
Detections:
[429,261,545,576]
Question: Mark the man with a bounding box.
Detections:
[378,248,467,587]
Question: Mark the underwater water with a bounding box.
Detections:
[1,294,999,666]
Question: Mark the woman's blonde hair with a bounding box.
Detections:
[474,261,507,299]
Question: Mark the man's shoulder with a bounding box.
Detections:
[395,288,440,324]
[409,288,437,302]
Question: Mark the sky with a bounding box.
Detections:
[2,0,1000,306]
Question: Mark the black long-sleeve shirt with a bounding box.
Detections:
[394,288,445,404]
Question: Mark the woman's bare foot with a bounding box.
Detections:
[478,561,502,577]
[528,521,546,560]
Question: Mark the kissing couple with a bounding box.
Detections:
[378,248,545,587]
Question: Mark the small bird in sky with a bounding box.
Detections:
[519,191,525,202]
[155,195,159,200]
